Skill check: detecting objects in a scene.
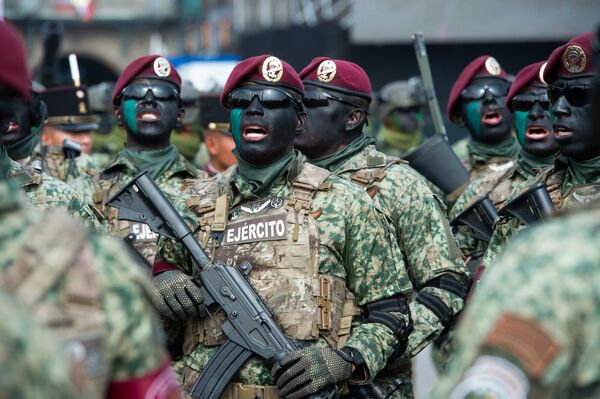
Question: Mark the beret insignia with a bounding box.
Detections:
[262,56,283,82]
[561,45,586,74]
[153,57,172,77]
[485,57,501,75]
[316,60,337,82]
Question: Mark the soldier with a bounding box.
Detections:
[35,85,100,181]
[198,93,237,177]
[447,56,518,180]
[152,55,413,398]
[481,32,598,266]
[0,20,100,228]
[74,55,204,263]
[374,77,427,157]
[449,61,558,266]
[295,57,470,397]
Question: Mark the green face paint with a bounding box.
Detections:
[514,110,528,146]
[465,100,482,137]
[230,107,243,148]
[123,99,138,134]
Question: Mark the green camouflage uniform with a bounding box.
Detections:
[0,178,170,398]
[482,156,600,268]
[0,288,81,398]
[74,148,204,263]
[320,142,470,397]
[8,157,102,230]
[156,153,413,395]
[429,205,600,399]
[461,138,519,181]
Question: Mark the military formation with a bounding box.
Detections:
[0,12,599,399]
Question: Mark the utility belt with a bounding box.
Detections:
[222,382,279,399]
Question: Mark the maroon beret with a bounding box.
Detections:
[543,32,594,83]
[0,21,31,101]
[299,57,372,101]
[505,61,547,111]
[112,55,181,104]
[220,55,304,107]
[447,55,509,123]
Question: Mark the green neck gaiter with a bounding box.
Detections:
[467,136,520,162]
[380,125,423,153]
[234,149,297,197]
[566,155,600,186]
[4,132,39,161]
[0,144,10,177]
[309,134,375,172]
[516,150,556,179]
[122,144,180,179]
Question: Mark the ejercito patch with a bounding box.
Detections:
[222,213,288,245]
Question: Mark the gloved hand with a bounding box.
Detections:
[271,346,353,399]
[151,270,205,321]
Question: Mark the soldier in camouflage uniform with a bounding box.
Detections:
[294,57,470,398]
[153,55,414,399]
[429,200,600,399]
[449,61,558,265]
[0,287,82,398]
[74,55,204,264]
[447,56,519,180]
[482,32,599,267]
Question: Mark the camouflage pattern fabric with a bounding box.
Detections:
[8,158,102,230]
[330,144,469,398]
[0,288,81,398]
[429,205,600,399]
[157,154,412,389]
[0,178,168,397]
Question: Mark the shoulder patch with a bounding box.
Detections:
[484,313,559,379]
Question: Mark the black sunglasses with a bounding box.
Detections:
[303,89,369,113]
[460,83,509,101]
[119,84,180,103]
[511,94,550,112]
[548,83,592,107]
[227,87,302,109]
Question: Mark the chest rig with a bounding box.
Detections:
[534,167,600,212]
[184,163,357,353]
[1,210,107,397]
[469,156,515,181]
[92,169,160,264]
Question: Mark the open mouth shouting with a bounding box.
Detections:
[525,125,550,140]
[242,124,269,142]
[554,124,574,139]
[7,120,19,133]
[481,110,503,126]
[137,111,160,123]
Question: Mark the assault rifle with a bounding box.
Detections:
[497,183,554,225]
[450,194,498,242]
[107,171,337,399]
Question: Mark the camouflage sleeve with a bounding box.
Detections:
[0,289,81,399]
[70,174,96,204]
[315,177,413,381]
[430,212,600,398]
[92,234,167,381]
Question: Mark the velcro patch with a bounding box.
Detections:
[222,213,287,245]
[484,313,559,379]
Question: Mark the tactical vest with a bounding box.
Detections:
[92,170,160,264]
[1,210,107,398]
[468,156,515,181]
[182,163,357,359]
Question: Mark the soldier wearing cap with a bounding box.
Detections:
[74,54,205,264]
[374,77,427,157]
[295,57,469,398]
[448,56,518,181]
[478,32,599,268]
[197,93,237,177]
[153,54,413,398]
[0,21,100,228]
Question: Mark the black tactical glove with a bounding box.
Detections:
[271,346,353,399]
[151,270,205,321]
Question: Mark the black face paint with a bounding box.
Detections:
[550,76,597,160]
[295,87,350,159]
[512,87,557,157]
[118,78,181,146]
[458,77,513,144]
[0,100,31,147]
[233,83,299,166]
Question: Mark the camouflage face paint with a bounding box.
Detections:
[514,110,528,146]
[123,99,138,134]
[465,100,482,137]
[230,107,243,148]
